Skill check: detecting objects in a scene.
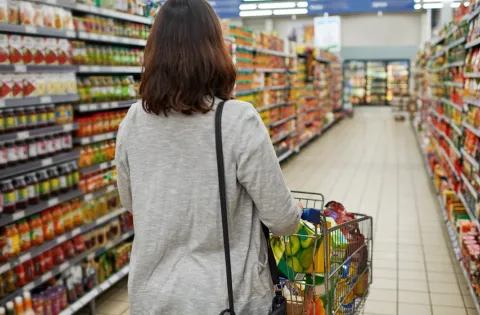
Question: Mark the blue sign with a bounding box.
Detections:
[209,0,241,18]
[308,0,414,15]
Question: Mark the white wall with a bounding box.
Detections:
[239,11,427,60]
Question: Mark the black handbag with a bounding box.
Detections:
[215,101,287,315]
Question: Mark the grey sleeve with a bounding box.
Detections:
[235,107,301,236]
[115,124,133,212]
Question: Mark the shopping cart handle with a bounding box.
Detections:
[301,208,321,224]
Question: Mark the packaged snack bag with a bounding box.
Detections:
[0,34,9,64]
[23,74,37,97]
[8,35,22,64]
[33,4,43,27]
[0,75,13,99]
[0,0,7,23]
[8,0,18,24]
[43,5,54,28]
[19,1,34,25]
[32,37,45,65]
[44,38,58,65]
[11,74,23,98]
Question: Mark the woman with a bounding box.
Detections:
[115,0,302,313]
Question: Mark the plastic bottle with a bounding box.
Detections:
[17,219,30,252]
[5,301,15,315]
[41,210,54,241]
[23,292,34,315]
[14,296,24,315]
[52,206,64,236]
[9,224,20,256]
[0,306,5,315]
[29,216,43,246]
[14,264,25,287]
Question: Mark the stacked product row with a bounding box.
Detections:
[413,2,480,312]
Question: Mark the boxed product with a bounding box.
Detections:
[0,34,9,64]
[8,34,22,64]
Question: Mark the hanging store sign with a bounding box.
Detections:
[308,0,414,15]
[313,16,341,52]
[210,0,242,18]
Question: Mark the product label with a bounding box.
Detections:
[17,144,27,160]
[0,116,4,131]
[28,142,37,158]
[27,113,37,126]
[16,187,27,202]
[39,180,50,195]
[39,112,47,124]
[50,177,59,192]
[73,172,79,185]
[30,227,42,242]
[46,138,54,153]
[3,191,15,206]
[5,116,15,129]
[59,175,67,189]
[20,231,29,246]
[54,137,62,151]
[62,134,72,149]
[6,238,13,255]
[0,148,6,164]
[18,113,27,127]
[66,173,73,188]
[27,184,35,199]
[6,146,17,162]
[36,139,46,155]
[12,234,19,253]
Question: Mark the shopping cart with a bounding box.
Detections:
[271,191,373,315]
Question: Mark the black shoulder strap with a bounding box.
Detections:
[215,101,235,315]
[215,101,280,315]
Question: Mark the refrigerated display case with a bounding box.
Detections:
[387,61,410,106]
[343,61,366,105]
[366,61,387,105]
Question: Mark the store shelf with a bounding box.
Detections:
[255,68,287,73]
[77,31,147,46]
[278,150,295,163]
[267,114,297,128]
[74,131,118,145]
[458,191,480,231]
[444,81,464,88]
[465,36,480,49]
[431,34,446,46]
[0,94,79,108]
[427,67,444,73]
[77,66,142,73]
[0,22,76,38]
[430,122,461,157]
[460,262,480,314]
[316,57,331,64]
[32,0,153,25]
[464,72,480,78]
[461,148,480,171]
[0,123,77,143]
[447,37,466,50]
[59,264,130,315]
[463,121,480,138]
[272,131,296,145]
[80,160,116,175]
[468,5,480,22]
[0,64,77,73]
[75,99,138,112]
[444,61,465,69]
[0,150,80,180]
[461,173,478,200]
[256,48,289,57]
[429,50,446,61]
[436,194,461,259]
[256,101,293,112]
[0,188,83,227]
[0,207,127,275]
[237,67,255,73]
[441,98,464,112]
[464,97,480,108]
[235,44,255,51]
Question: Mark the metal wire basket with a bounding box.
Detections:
[271,191,373,315]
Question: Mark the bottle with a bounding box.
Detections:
[52,206,64,236]
[17,219,30,252]
[70,163,79,188]
[29,215,43,246]
[9,224,20,256]
[13,177,27,210]
[0,306,5,315]
[1,180,16,214]
[16,141,27,164]
[24,173,40,205]
[5,142,18,166]
[24,260,35,282]
[41,210,54,241]
[14,264,26,288]
[58,165,69,193]
[23,292,34,315]
[14,296,24,315]
[5,301,15,315]
[36,171,50,200]
[47,168,59,196]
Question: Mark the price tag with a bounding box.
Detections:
[89,104,98,111]
[63,124,73,132]
[76,3,90,10]
[122,37,129,44]
[79,104,88,111]
[41,157,53,167]
[90,34,99,40]
[0,99,4,108]
[59,262,69,272]
[25,26,37,34]
[80,138,89,145]
[19,252,31,263]
[57,235,67,244]
[14,64,27,72]
[110,102,118,108]
[0,263,10,274]
[12,211,25,220]
[65,30,76,38]
[47,197,59,207]
[40,96,52,103]
[110,274,119,283]
[72,227,82,235]
[91,66,100,72]
[107,185,115,193]
[16,131,29,140]
[41,271,53,282]
[46,0,57,4]
[87,252,95,261]
[100,281,110,291]
[24,282,35,291]
[79,66,88,72]
[84,193,93,201]
[101,102,110,109]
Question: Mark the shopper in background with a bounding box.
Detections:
[114,0,302,314]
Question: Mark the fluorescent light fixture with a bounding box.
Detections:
[414,3,421,9]
[422,3,444,8]
[273,8,307,14]
[239,3,257,10]
[297,1,308,7]
[239,9,272,16]
[414,0,420,2]
[451,2,460,7]
[258,2,295,9]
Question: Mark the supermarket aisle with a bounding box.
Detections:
[94,107,475,315]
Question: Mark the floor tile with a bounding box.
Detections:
[398,291,430,305]
[398,269,426,281]
[398,303,432,315]
[363,300,397,315]
[399,279,428,292]
[428,281,461,294]
[368,289,397,302]
[371,278,397,290]
[428,271,458,283]
[96,300,129,315]
[432,306,467,315]
[430,293,465,307]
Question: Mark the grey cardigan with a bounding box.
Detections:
[115,98,300,315]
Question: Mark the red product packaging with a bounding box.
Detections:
[53,246,65,265]
[23,74,37,97]
[44,38,57,65]
[24,259,36,282]
[57,39,71,65]
[22,36,35,65]
[8,35,23,64]
[0,75,13,99]
[0,0,7,23]
[34,253,46,275]
[0,34,9,64]
[32,37,45,65]
[43,249,53,270]
[11,74,23,98]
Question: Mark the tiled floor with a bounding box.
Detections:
[92,107,478,315]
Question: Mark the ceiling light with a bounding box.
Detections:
[273,8,308,15]
[414,0,420,2]
[239,3,257,10]
[422,3,444,8]
[239,9,272,16]
[465,2,470,6]
[258,2,295,9]
[297,1,308,7]
[414,3,421,9]
[451,2,460,7]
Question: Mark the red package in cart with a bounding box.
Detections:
[8,35,22,64]
[44,38,57,65]
[0,75,13,99]
[57,39,71,65]
[0,34,9,64]
[11,74,23,98]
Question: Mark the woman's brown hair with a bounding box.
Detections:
[140,0,237,116]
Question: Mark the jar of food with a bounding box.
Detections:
[45,135,55,156]
[13,176,27,210]
[37,106,48,127]
[62,241,75,258]
[5,142,18,166]
[0,143,6,169]
[26,107,38,129]
[1,180,16,214]
[4,271,16,293]
[70,162,79,187]
[4,109,17,132]
[47,167,60,196]
[41,210,54,241]
[14,264,26,287]
[36,137,47,158]
[0,110,4,134]
[43,249,53,270]
[54,134,63,153]
[14,108,27,131]
[58,164,69,193]
[46,105,56,126]
[0,233,8,263]
[27,139,37,160]
[24,260,35,282]
[29,215,44,246]
[52,246,65,265]
[16,140,28,163]
[25,173,40,205]
[17,219,30,252]
[37,170,50,200]
[62,133,72,151]
[52,206,64,236]
[6,224,20,257]
[62,202,73,231]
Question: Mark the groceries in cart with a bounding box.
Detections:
[270,192,373,315]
